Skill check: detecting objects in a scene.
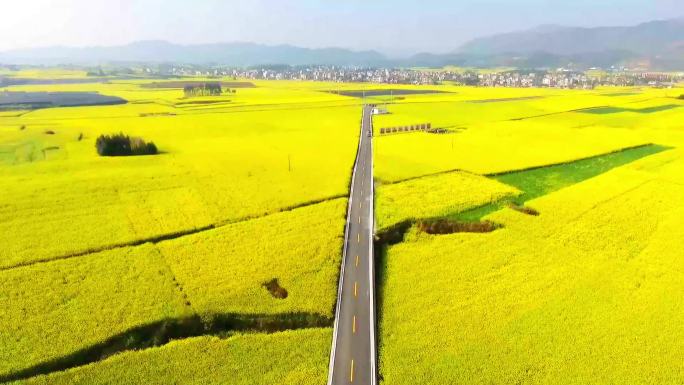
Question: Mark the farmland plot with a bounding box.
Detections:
[0,244,189,379]
[375,87,684,384]
[0,79,361,383]
[0,83,360,268]
[372,88,679,182]
[378,150,684,385]
[14,329,332,385]
[156,198,347,318]
[375,171,520,231]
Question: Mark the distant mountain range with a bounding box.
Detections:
[444,18,684,70]
[0,41,389,67]
[1,18,683,70]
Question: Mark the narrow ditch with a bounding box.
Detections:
[373,241,389,385]
[507,203,540,216]
[0,312,332,383]
[375,217,503,243]
[417,219,501,234]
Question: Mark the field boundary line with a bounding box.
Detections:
[10,100,363,123]
[376,167,479,185]
[506,96,661,121]
[0,194,348,273]
[568,178,655,224]
[484,143,666,177]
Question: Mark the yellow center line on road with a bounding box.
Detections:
[358,216,361,224]
[350,359,355,383]
[357,233,360,243]
[354,281,358,298]
[353,315,357,334]
[355,255,359,267]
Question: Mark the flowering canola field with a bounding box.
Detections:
[0,78,361,383]
[373,87,678,181]
[15,329,332,385]
[2,74,683,384]
[0,84,360,268]
[375,85,684,384]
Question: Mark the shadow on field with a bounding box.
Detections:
[580,104,680,114]
[0,312,332,383]
[373,242,389,385]
[0,91,127,111]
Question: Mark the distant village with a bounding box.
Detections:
[155,65,684,89]
[2,63,681,89]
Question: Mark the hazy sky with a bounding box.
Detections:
[1,0,681,56]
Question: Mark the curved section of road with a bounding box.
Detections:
[328,105,376,385]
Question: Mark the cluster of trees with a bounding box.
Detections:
[86,67,106,77]
[679,94,684,100]
[96,133,158,156]
[184,83,223,97]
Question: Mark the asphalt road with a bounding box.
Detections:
[328,105,376,385]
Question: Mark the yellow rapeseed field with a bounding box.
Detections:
[376,87,684,384]
[0,78,360,382]
[156,198,347,318]
[3,72,684,384]
[375,171,520,230]
[13,329,332,385]
[0,243,189,378]
[372,87,680,182]
[0,81,361,268]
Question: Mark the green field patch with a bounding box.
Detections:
[376,144,668,229]
[581,104,680,114]
[0,138,66,165]
[637,104,681,113]
[375,171,519,231]
[490,144,669,202]
[580,106,628,114]
[602,92,641,97]
[453,143,669,221]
